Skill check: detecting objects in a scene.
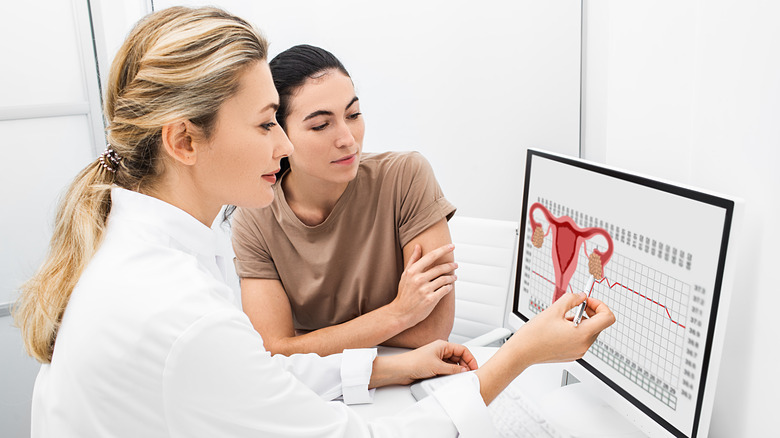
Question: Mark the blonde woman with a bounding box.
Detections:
[14,6,614,437]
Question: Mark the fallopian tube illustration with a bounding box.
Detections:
[528,202,614,303]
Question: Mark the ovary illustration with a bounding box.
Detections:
[529,202,614,303]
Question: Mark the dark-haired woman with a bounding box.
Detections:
[232,45,459,356]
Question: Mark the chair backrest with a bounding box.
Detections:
[447,216,518,344]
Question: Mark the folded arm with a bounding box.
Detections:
[241,219,456,356]
[382,219,455,348]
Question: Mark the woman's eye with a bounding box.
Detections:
[260,122,277,131]
[312,122,328,131]
[347,112,362,120]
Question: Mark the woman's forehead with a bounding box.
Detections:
[290,71,356,113]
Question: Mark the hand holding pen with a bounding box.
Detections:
[574,275,596,326]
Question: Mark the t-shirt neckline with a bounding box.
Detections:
[275,167,360,232]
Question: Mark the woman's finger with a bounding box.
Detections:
[416,261,459,282]
[427,274,457,293]
[580,298,616,332]
[407,243,455,274]
[440,342,478,371]
[405,244,422,271]
[436,362,467,376]
[429,284,454,305]
[550,291,587,316]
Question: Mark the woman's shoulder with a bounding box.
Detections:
[359,151,431,180]
[360,150,426,166]
[66,232,241,348]
[88,231,230,297]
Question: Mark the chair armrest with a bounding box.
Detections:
[462,327,513,347]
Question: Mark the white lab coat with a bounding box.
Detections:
[31,188,495,437]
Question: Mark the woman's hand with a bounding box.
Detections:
[509,292,615,365]
[391,244,458,328]
[369,340,478,388]
[475,293,615,405]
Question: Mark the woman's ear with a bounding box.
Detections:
[161,120,198,166]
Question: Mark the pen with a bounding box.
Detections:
[574,275,595,326]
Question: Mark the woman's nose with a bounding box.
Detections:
[334,120,355,149]
[274,128,294,158]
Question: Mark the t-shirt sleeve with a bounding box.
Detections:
[396,152,457,247]
[230,207,280,280]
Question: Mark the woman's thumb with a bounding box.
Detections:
[555,291,587,314]
[436,362,467,376]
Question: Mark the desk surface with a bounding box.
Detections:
[350,346,646,437]
[349,346,498,420]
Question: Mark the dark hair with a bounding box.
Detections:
[270,44,350,130]
[270,44,350,176]
[223,44,349,222]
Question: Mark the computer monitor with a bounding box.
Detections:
[505,148,741,438]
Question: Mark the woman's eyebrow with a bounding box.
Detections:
[303,110,332,121]
[302,97,359,122]
[257,102,279,115]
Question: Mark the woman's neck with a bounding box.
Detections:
[146,170,220,228]
[282,171,351,226]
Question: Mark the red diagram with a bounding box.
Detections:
[531,270,686,328]
[529,202,614,303]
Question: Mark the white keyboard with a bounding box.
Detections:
[411,374,571,438]
[488,382,570,438]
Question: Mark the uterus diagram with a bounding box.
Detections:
[528,202,614,303]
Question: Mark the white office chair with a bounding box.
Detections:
[447,216,518,347]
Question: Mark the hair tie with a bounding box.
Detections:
[98,146,122,173]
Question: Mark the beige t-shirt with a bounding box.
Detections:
[231,151,456,332]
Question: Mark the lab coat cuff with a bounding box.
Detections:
[340,348,377,405]
[431,372,496,438]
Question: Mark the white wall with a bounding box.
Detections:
[582,1,780,436]
[154,0,583,222]
[90,0,152,91]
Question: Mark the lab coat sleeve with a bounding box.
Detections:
[269,348,377,404]
[366,375,497,438]
[162,309,495,438]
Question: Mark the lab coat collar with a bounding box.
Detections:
[109,187,219,258]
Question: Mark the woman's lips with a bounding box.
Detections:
[261,168,280,183]
[332,154,356,165]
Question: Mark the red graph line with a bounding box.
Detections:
[533,269,575,294]
[531,270,686,329]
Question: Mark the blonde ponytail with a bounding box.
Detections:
[13,6,268,363]
[14,163,114,363]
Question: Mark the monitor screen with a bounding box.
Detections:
[509,149,738,438]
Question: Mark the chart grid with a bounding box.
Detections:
[524,223,689,410]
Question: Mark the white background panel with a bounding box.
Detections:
[0,2,87,107]
[0,116,94,303]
